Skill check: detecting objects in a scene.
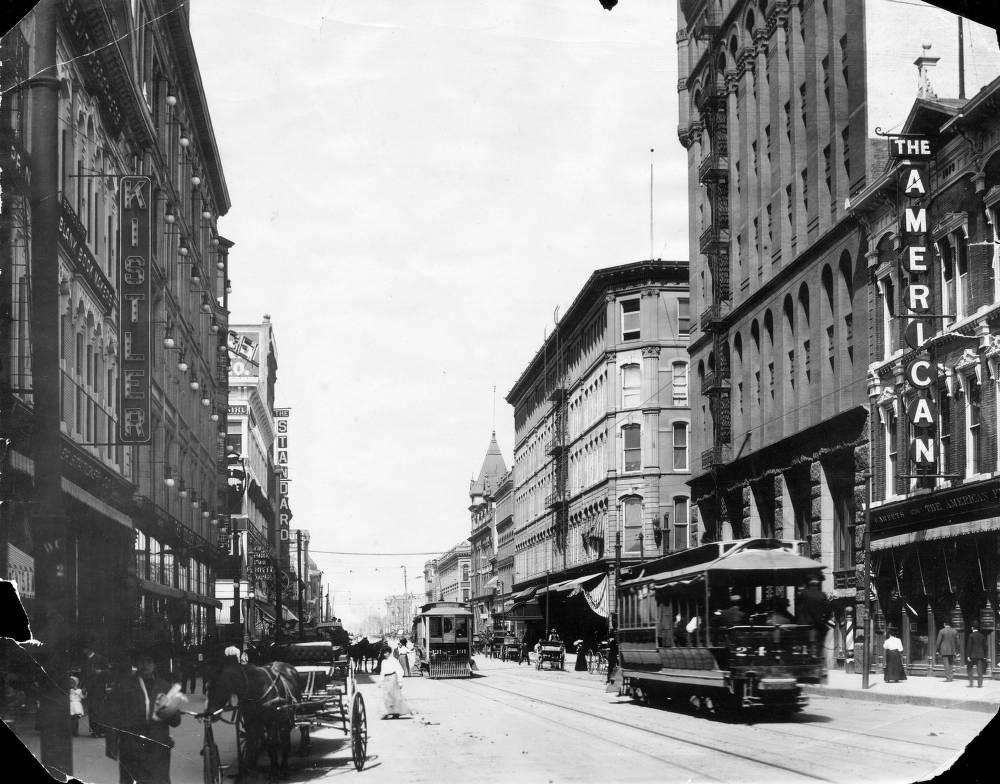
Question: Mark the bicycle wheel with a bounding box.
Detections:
[203,741,223,784]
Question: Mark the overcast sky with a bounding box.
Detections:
[186,0,999,629]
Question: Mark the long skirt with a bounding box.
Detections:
[380,673,412,717]
[884,649,907,682]
[398,652,411,677]
[575,650,588,671]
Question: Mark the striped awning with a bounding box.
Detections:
[871,517,1000,551]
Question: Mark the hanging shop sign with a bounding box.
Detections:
[890,136,936,468]
[228,330,260,377]
[118,176,152,444]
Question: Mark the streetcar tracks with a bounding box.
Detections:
[443,677,838,782]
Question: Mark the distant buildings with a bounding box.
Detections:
[468,434,508,636]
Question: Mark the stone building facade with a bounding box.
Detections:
[505,260,690,641]
[468,433,507,636]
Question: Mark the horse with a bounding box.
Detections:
[207,661,301,782]
[348,637,383,672]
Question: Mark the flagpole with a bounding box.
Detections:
[861,471,873,690]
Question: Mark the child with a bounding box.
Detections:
[68,676,85,736]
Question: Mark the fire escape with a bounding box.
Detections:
[697,70,732,471]
[545,379,569,552]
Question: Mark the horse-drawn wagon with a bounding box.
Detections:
[536,640,566,670]
[208,639,368,780]
[502,635,522,662]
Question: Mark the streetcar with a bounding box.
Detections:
[412,601,475,678]
[615,538,827,715]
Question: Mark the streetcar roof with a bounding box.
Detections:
[621,541,824,589]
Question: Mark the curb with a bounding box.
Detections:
[802,684,1000,714]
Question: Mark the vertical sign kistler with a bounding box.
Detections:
[118,175,152,444]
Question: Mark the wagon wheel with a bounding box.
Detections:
[350,691,368,771]
[235,708,255,774]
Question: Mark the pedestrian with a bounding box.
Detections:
[574,640,588,671]
[109,654,183,784]
[935,620,959,682]
[547,628,561,643]
[68,675,84,737]
[80,643,110,738]
[883,626,907,683]
[378,647,412,719]
[605,629,619,684]
[796,578,832,657]
[966,625,988,688]
[396,637,412,677]
[719,595,746,628]
[517,631,531,666]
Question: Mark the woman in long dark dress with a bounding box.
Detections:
[574,640,588,671]
[883,627,907,682]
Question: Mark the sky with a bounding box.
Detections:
[185,0,1000,630]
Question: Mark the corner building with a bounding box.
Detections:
[505,260,690,643]
[676,0,1000,669]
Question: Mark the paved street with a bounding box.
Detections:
[11,657,993,784]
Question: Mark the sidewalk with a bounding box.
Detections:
[802,669,1000,713]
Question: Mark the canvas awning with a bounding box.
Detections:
[547,571,605,597]
[509,586,537,602]
[255,600,298,622]
[871,517,1000,551]
[508,600,544,621]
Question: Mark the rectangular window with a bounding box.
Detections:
[672,422,688,471]
[788,350,795,388]
[801,169,809,213]
[621,299,640,341]
[956,234,969,317]
[968,380,981,474]
[672,498,689,551]
[623,498,642,552]
[754,370,761,407]
[938,382,951,476]
[799,83,807,129]
[833,485,854,571]
[623,425,641,473]
[827,325,836,369]
[672,362,688,406]
[784,101,792,141]
[844,314,853,363]
[803,340,811,383]
[677,298,690,336]
[887,410,898,496]
[622,364,641,407]
[768,362,775,399]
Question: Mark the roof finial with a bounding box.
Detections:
[915,43,940,100]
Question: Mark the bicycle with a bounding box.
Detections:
[587,649,607,675]
[181,706,233,784]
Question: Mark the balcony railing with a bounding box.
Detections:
[698,222,730,254]
[545,490,567,508]
[698,152,729,184]
[701,444,732,470]
[699,302,730,332]
[545,435,566,456]
[702,366,731,394]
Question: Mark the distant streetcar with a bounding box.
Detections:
[615,538,827,716]
[412,602,474,679]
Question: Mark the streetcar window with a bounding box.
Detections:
[429,617,442,639]
[455,617,468,639]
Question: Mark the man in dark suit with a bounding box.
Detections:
[80,644,110,738]
[110,654,182,784]
[966,625,988,688]
[935,620,959,682]
[796,578,831,658]
[720,596,746,628]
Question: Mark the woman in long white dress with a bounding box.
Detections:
[379,647,412,719]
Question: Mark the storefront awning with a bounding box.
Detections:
[871,517,1000,551]
[255,600,298,622]
[547,571,606,597]
[508,600,544,621]
[138,578,185,600]
[509,587,537,602]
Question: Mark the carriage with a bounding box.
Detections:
[502,635,522,662]
[413,602,474,678]
[615,538,827,717]
[535,640,566,670]
[239,639,368,772]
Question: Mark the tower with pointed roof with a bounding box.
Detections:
[468,433,508,635]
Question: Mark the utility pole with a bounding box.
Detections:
[30,1,73,774]
[861,472,873,690]
[296,530,304,639]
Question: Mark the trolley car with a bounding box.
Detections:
[413,602,474,678]
[616,538,827,715]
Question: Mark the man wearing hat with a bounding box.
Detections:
[109,654,183,784]
[796,577,831,659]
[966,625,988,688]
[720,595,746,628]
[935,619,958,682]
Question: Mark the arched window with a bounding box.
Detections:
[821,265,835,370]
[750,321,761,410]
[838,252,854,369]
[798,283,811,384]
[621,363,640,408]
[782,295,795,396]
[622,424,641,473]
[763,310,775,403]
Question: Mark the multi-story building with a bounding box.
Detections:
[468,433,508,635]
[850,74,1000,677]
[493,470,515,629]
[505,260,691,644]
[384,593,416,635]
[1,0,232,658]
[675,0,1000,669]
[217,319,281,644]
[436,541,472,604]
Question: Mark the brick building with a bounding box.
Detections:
[505,260,691,644]
[676,0,1000,669]
[851,75,1000,677]
[1,0,232,657]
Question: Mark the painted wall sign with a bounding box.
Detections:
[118,176,152,444]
